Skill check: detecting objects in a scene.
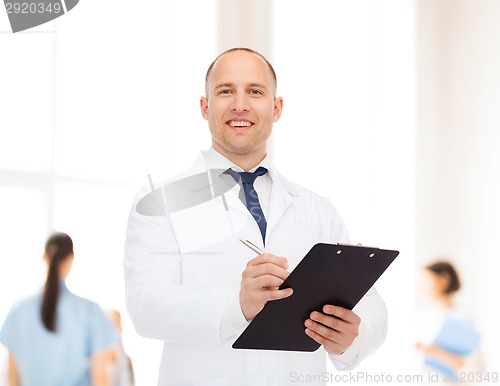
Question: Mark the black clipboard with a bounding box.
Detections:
[232,243,399,352]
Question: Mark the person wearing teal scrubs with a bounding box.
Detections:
[0,232,118,386]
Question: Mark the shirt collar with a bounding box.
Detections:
[202,146,275,175]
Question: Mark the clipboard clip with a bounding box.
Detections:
[336,243,380,249]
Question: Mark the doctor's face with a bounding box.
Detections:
[200,50,283,162]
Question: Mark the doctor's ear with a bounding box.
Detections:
[200,97,209,120]
[273,96,283,122]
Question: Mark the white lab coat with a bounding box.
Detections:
[124,152,388,386]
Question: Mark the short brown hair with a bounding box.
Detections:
[426,261,461,294]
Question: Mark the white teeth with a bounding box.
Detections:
[229,121,252,127]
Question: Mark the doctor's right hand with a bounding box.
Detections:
[239,253,293,321]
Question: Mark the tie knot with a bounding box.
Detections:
[239,167,268,185]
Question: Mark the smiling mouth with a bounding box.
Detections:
[227,120,253,128]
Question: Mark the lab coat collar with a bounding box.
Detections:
[162,150,303,253]
[200,146,274,174]
[193,148,301,241]
[265,166,298,239]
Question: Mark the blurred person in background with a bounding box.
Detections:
[0,232,118,386]
[416,260,484,385]
[105,309,134,386]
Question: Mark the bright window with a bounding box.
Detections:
[0,1,217,384]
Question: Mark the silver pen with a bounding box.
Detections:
[239,239,264,255]
[239,239,290,273]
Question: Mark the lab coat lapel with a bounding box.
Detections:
[168,153,253,254]
[186,153,250,218]
[265,171,295,240]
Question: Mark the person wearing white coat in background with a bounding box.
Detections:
[124,48,388,386]
[106,309,134,386]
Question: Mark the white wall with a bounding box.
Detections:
[0,1,217,385]
[272,1,416,381]
[417,0,500,371]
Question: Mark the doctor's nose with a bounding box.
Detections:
[231,93,250,113]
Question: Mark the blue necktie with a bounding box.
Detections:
[226,167,268,243]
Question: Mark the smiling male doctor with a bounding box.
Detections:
[124,48,388,386]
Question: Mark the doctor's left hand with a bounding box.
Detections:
[304,305,361,355]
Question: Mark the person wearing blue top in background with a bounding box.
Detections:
[0,232,118,386]
[415,260,484,385]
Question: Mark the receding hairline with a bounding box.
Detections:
[204,48,277,97]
